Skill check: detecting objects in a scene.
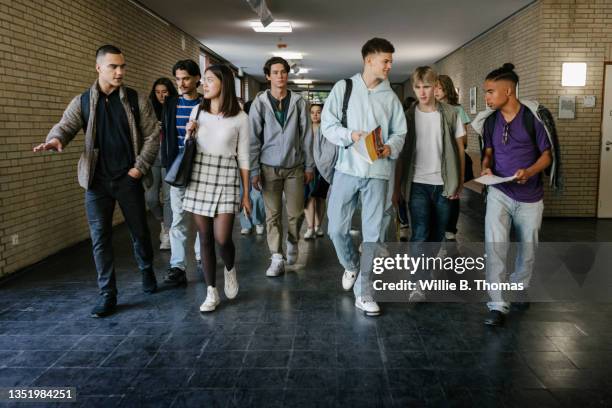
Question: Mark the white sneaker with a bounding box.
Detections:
[315,227,324,237]
[355,296,381,316]
[266,254,285,277]
[159,232,171,250]
[255,225,265,235]
[159,223,165,241]
[342,269,357,291]
[304,228,315,240]
[224,266,239,299]
[286,241,298,265]
[241,228,251,235]
[445,231,456,241]
[199,286,220,312]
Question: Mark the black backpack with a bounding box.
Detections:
[314,78,352,184]
[80,87,140,132]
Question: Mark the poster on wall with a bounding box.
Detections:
[559,95,576,119]
[469,86,477,114]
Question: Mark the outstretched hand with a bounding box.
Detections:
[33,138,63,153]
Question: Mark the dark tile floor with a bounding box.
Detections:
[1,190,612,407]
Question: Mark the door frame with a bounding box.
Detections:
[597,62,612,218]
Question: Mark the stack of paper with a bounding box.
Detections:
[474,174,517,185]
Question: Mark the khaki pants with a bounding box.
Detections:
[260,165,305,255]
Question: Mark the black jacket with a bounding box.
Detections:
[160,94,202,170]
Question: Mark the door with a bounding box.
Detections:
[599,64,612,217]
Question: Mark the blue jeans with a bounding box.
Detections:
[485,187,543,312]
[169,186,201,270]
[85,175,153,296]
[409,183,451,243]
[327,172,387,297]
[239,183,265,229]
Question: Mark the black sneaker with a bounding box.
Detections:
[484,310,505,326]
[142,269,158,293]
[90,295,117,318]
[511,302,531,312]
[164,267,187,286]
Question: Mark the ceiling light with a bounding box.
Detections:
[293,79,313,84]
[296,68,309,74]
[273,52,303,60]
[250,21,292,33]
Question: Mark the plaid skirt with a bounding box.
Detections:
[182,153,240,217]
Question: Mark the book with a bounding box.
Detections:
[353,126,383,164]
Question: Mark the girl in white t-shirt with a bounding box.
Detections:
[183,64,251,313]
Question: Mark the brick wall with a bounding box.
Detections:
[537,0,611,216]
[0,0,202,278]
[435,0,612,217]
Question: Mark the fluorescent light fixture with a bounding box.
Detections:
[293,79,313,84]
[297,68,309,74]
[250,20,292,32]
[562,63,587,86]
[273,51,303,60]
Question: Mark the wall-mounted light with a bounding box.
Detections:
[562,63,587,86]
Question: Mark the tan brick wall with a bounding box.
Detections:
[435,0,612,217]
[538,0,611,216]
[0,0,201,278]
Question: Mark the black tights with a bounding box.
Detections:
[193,213,235,287]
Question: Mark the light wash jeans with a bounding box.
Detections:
[327,171,387,298]
[239,183,265,230]
[169,185,201,270]
[485,187,543,313]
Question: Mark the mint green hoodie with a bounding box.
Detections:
[321,73,407,180]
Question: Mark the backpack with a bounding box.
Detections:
[314,78,352,184]
[480,104,563,193]
[80,87,140,132]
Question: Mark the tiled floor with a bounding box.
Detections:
[1,190,612,407]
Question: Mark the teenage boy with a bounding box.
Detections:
[249,57,314,277]
[393,66,465,301]
[160,59,202,285]
[34,45,160,317]
[322,37,407,316]
[472,63,552,326]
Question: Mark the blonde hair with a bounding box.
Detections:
[411,66,438,87]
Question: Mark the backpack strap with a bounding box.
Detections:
[80,89,90,132]
[341,78,352,128]
[522,106,537,147]
[482,113,497,156]
[125,87,141,128]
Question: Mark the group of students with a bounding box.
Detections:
[34,37,554,326]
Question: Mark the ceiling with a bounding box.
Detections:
[140,0,534,84]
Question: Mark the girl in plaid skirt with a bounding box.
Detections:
[184,64,252,312]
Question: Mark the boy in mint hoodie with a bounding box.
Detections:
[321,38,407,316]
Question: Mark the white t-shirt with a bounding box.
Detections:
[189,109,250,170]
[413,107,465,185]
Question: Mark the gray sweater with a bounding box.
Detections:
[248,90,314,176]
